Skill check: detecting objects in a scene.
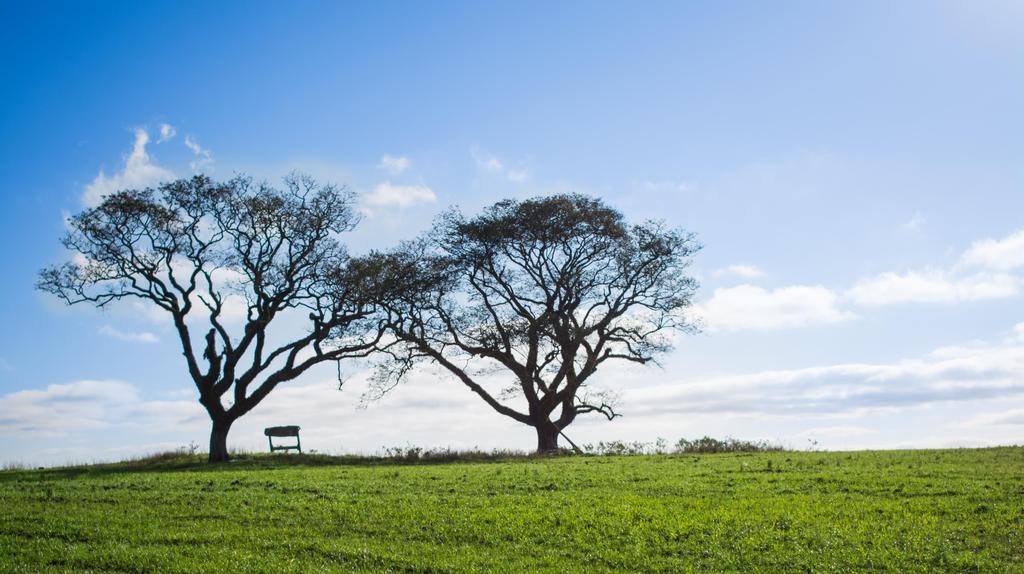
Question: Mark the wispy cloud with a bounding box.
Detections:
[471,148,528,183]
[506,169,530,183]
[639,180,696,194]
[364,182,437,208]
[98,325,159,344]
[184,135,214,173]
[157,123,176,143]
[378,155,410,175]
[900,211,926,232]
[471,149,503,172]
[714,264,765,279]
[82,128,175,206]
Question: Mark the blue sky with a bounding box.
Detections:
[2,1,1023,464]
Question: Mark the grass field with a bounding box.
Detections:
[0,448,1021,573]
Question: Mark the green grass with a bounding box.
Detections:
[1,448,1021,573]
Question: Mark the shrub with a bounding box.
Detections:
[673,436,784,454]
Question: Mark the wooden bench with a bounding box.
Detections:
[264,425,302,454]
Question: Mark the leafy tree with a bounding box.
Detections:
[353,194,700,452]
[38,174,383,462]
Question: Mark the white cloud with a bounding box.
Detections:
[106,263,251,327]
[847,268,1019,306]
[506,169,529,183]
[800,426,876,438]
[845,228,1024,307]
[0,369,512,464]
[957,408,1024,428]
[157,123,176,143]
[378,155,410,175]
[900,211,926,232]
[364,182,437,208]
[473,147,536,183]
[0,380,145,436]
[183,135,201,155]
[697,284,855,332]
[470,148,530,183]
[639,180,696,194]
[698,230,1024,329]
[124,300,173,325]
[472,149,503,172]
[82,128,175,206]
[708,230,1024,315]
[714,264,765,279]
[184,135,214,173]
[961,228,1024,271]
[98,325,159,344]
[622,334,1024,418]
[5,324,1024,465]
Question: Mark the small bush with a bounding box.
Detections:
[118,442,206,467]
[673,436,784,454]
[582,440,654,456]
[579,437,783,456]
[378,446,530,462]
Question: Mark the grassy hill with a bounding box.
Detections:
[1,448,1021,572]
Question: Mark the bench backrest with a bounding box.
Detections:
[264,425,300,437]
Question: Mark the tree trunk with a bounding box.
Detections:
[208,417,233,463]
[535,423,560,453]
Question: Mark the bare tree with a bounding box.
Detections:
[38,174,384,462]
[353,194,701,452]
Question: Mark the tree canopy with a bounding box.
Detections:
[353,194,701,451]
[39,174,385,462]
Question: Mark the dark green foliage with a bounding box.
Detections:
[1,448,1021,572]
